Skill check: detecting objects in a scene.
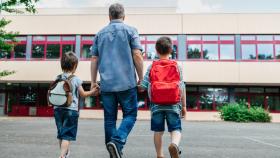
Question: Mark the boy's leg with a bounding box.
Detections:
[170,130,182,146]
[154,132,164,157]
[60,140,70,157]
[151,112,165,158]
[166,112,182,158]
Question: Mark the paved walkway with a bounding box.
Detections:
[0,118,279,158]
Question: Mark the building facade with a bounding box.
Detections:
[1,9,280,116]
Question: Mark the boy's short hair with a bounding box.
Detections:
[61,51,78,72]
[156,37,173,55]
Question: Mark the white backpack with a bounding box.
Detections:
[47,75,75,107]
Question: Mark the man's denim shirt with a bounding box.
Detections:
[92,19,142,92]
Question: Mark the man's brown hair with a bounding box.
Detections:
[155,37,173,55]
[61,51,78,72]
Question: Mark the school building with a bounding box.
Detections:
[1,7,280,120]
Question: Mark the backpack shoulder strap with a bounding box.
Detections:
[67,74,75,81]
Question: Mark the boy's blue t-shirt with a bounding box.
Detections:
[53,73,83,112]
[141,63,185,115]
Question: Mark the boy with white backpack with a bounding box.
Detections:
[48,51,99,158]
[141,37,187,158]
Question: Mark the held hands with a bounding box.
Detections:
[90,82,100,96]
[137,79,145,93]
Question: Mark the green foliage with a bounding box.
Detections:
[0,70,16,77]
[0,0,39,53]
[219,102,271,122]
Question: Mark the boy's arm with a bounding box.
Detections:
[181,86,187,118]
[78,85,99,98]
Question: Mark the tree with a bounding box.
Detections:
[0,0,39,77]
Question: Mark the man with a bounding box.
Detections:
[90,3,143,158]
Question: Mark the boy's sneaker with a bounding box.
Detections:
[106,141,122,158]
[168,143,181,158]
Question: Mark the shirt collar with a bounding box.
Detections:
[110,19,123,24]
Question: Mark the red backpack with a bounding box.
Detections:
[149,59,181,105]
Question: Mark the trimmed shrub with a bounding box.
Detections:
[219,103,271,122]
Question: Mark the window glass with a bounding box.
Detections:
[275,45,280,59]
[32,44,45,58]
[15,36,27,41]
[20,84,37,106]
[137,92,147,109]
[203,44,218,60]
[140,36,146,41]
[146,44,158,59]
[267,96,280,111]
[14,44,26,58]
[0,50,11,59]
[257,35,273,41]
[202,35,218,41]
[257,44,274,60]
[250,96,265,108]
[81,44,92,58]
[187,44,201,59]
[235,96,248,105]
[186,87,197,92]
[215,95,229,109]
[171,45,177,59]
[265,88,279,93]
[62,36,75,41]
[249,88,264,93]
[275,35,280,40]
[220,44,235,60]
[199,94,213,110]
[234,88,248,93]
[46,44,60,59]
[241,35,255,41]
[147,35,177,41]
[81,36,94,41]
[220,35,234,41]
[186,95,198,110]
[241,44,256,60]
[187,35,201,41]
[47,36,60,41]
[33,36,45,41]
[62,44,75,54]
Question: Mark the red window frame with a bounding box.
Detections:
[31,35,76,60]
[240,35,278,62]
[141,35,178,60]
[80,35,94,61]
[186,35,236,61]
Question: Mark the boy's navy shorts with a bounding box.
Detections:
[54,108,79,141]
[151,111,182,132]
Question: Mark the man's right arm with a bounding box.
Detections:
[90,56,99,87]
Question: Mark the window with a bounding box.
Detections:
[19,84,37,106]
[143,35,178,60]
[257,35,273,41]
[257,44,273,60]
[46,44,60,59]
[186,95,198,110]
[241,44,256,60]
[187,35,235,60]
[275,45,280,59]
[203,44,218,60]
[187,44,201,59]
[31,35,76,60]
[81,36,94,59]
[220,44,235,60]
[14,44,26,59]
[32,44,45,59]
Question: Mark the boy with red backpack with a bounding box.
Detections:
[141,37,187,158]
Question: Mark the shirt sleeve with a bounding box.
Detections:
[91,35,99,57]
[140,65,152,89]
[130,28,143,51]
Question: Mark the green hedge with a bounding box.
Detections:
[219,103,271,122]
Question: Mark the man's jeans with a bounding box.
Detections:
[101,87,138,150]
